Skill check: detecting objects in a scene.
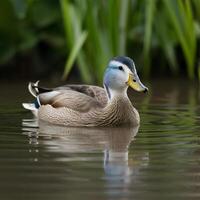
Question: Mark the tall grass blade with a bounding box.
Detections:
[108,0,120,55]
[143,0,156,77]
[154,8,178,73]
[76,52,92,83]
[163,0,196,79]
[60,0,91,82]
[60,0,73,48]
[119,0,129,55]
[62,31,88,80]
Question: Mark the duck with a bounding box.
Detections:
[22,56,148,127]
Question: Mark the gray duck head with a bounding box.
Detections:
[103,56,148,99]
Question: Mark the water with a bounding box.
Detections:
[0,80,200,200]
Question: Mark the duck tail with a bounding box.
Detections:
[22,81,41,116]
[28,81,53,97]
[28,80,40,97]
[22,103,38,117]
[23,81,54,115]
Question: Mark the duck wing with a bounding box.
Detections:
[55,84,108,106]
[28,82,108,113]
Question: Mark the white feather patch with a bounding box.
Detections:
[22,103,38,117]
[22,103,37,111]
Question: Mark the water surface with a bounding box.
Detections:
[0,80,200,200]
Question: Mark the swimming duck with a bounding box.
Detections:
[23,56,148,127]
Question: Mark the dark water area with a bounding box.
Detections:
[0,80,200,200]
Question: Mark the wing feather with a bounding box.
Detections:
[55,84,108,106]
[32,84,108,112]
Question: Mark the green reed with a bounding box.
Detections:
[1,0,198,82]
[60,0,199,83]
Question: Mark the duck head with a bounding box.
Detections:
[104,56,148,99]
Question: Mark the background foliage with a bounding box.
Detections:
[0,0,199,83]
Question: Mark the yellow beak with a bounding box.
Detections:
[127,74,148,93]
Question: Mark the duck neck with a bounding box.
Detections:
[102,86,138,126]
[103,88,136,126]
[104,85,128,102]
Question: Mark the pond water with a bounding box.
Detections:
[0,80,200,200]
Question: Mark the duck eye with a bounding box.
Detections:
[118,66,123,71]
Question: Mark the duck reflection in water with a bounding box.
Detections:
[103,126,138,181]
[22,119,148,195]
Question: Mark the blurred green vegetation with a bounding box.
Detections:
[0,0,200,83]
[0,0,65,79]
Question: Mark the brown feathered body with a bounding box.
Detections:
[23,84,140,127]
